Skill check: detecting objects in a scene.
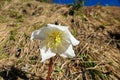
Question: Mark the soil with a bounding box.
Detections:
[0,0,120,80]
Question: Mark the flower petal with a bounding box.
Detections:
[47,24,80,46]
[60,54,67,58]
[65,28,80,46]
[31,26,55,40]
[47,24,68,31]
[60,45,75,58]
[31,27,46,40]
[40,47,56,62]
[51,40,70,54]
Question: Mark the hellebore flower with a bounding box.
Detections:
[31,24,79,62]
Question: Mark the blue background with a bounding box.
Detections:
[54,0,120,6]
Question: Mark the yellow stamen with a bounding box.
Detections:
[47,30,62,49]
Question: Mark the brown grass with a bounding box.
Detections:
[0,0,120,80]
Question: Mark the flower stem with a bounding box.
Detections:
[46,57,53,80]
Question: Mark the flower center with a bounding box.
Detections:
[47,30,62,49]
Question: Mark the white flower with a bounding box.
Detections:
[31,24,80,62]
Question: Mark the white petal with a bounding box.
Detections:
[60,45,75,58]
[31,27,46,40]
[65,28,80,46]
[60,54,67,58]
[31,26,53,40]
[47,24,68,31]
[40,47,56,62]
[47,24,80,46]
[51,40,70,54]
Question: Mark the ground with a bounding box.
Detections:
[0,0,120,80]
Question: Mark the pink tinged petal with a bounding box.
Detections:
[40,47,56,62]
[60,45,75,58]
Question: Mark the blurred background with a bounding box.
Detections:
[54,0,120,6]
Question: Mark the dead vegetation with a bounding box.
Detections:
[0,0,120,80]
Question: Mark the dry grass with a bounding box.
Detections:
[0,0,120,80]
